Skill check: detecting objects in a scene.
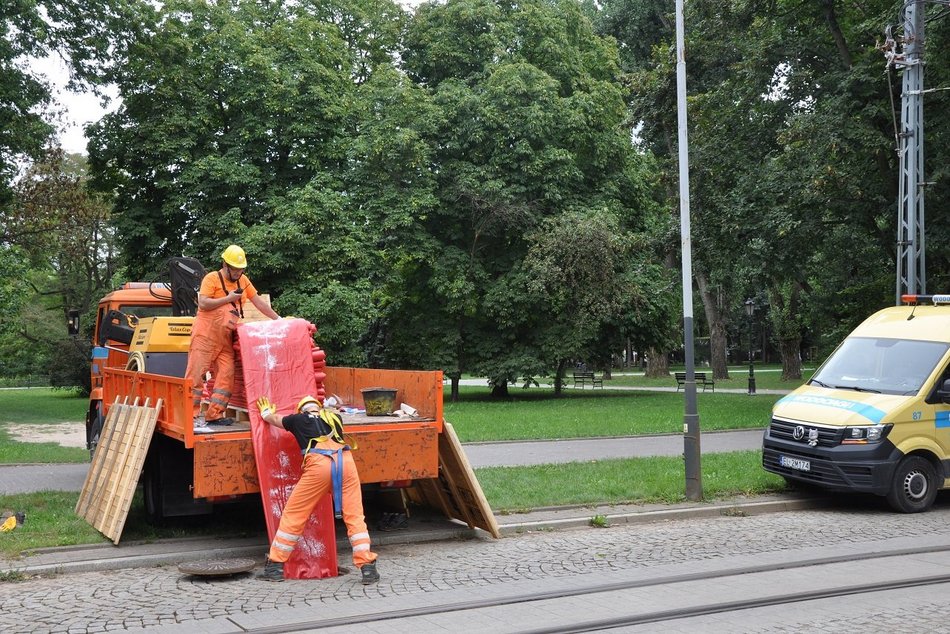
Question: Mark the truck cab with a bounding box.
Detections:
[86,283,175,453]
[762,294,950,512]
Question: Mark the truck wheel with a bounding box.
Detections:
[88,405,105,461]
[886,456,938,513]
[142,459,167,525]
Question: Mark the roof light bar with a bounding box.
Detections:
[900,294,950,306]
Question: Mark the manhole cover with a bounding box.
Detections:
[178,558,257,576]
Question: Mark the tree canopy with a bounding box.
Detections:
[4,0,950,390]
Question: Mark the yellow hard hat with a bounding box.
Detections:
[296,396,321,413]
[221,244,247,268]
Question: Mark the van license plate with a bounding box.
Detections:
[780,455,810,472]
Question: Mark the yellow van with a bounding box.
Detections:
[762,294,950,513]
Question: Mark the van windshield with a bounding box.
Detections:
[811,337,949,396]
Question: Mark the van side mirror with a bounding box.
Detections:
[939,379,950,404]
[67,310,80,336]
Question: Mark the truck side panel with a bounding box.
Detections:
[104,364,446,499]
[193,440,259,497]
[323,366,444,428]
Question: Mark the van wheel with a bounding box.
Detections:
[886,456,937,513]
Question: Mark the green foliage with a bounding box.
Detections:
[0,1,149,205]
[89,0,359,277]
[1,150,113,389]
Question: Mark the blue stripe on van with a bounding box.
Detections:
[936,412,950,428]
[776,394,886,424]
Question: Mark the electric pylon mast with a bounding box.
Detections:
[885,1,927,303]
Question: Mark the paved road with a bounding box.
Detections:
[4,498,950,633]
[0,429,765,495]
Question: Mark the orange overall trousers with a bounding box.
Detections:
[183,305,237,421]
[268,440,377,568]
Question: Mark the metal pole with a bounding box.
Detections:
[747,314,756,395]
[895,0,926,303]
[676,0,701,501]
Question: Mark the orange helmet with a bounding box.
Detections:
[296,396,321,413]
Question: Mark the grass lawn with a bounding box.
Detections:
[477,450,785,512]
[0,388,87,423]
[0,451,782,558]
[0,490,267,559]
[445,387,777,442]
[0,428,88,464]
[0,385,781,461]
[0,381,787,558]
[0,388,89,464]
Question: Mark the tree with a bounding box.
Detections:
[398,0,665,397]
[1,149,115,389]
[595,0,937,379]
[86,0,408,362]
[0,1,151,205]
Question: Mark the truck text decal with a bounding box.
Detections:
[777,395,886,423]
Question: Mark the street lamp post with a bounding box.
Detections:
[744,299,757,395]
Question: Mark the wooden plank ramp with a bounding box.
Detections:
[75,398,162,544]
[406,422,500,538]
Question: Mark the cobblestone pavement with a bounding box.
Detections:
[5,503,950,632]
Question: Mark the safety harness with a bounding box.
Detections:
[216,270,244,319]
[302,409,353,519]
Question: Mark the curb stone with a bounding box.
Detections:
[2,493,831,577]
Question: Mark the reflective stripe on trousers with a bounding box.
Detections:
[267,446,377,567]
[183,308,235,420]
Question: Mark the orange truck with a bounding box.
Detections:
[82,278,443,523]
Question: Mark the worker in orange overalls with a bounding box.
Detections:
[255,395,379,584]
[185,245,279,427]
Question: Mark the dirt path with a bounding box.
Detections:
[3,422,85,448]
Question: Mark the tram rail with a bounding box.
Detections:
[240,542,950,633]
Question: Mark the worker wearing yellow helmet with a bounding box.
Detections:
[255,394,379,584]
[184,245,279,427]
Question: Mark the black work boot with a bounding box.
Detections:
[260,558,284,582]
[360,561,380,585]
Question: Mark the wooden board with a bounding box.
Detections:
[240,293,272,323]
[406,422,500,538]
[75,397,161,544]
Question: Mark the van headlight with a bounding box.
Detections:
[842,424,892,444]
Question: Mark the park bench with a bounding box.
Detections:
[674,371,715,392]
[572,370,604,389]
